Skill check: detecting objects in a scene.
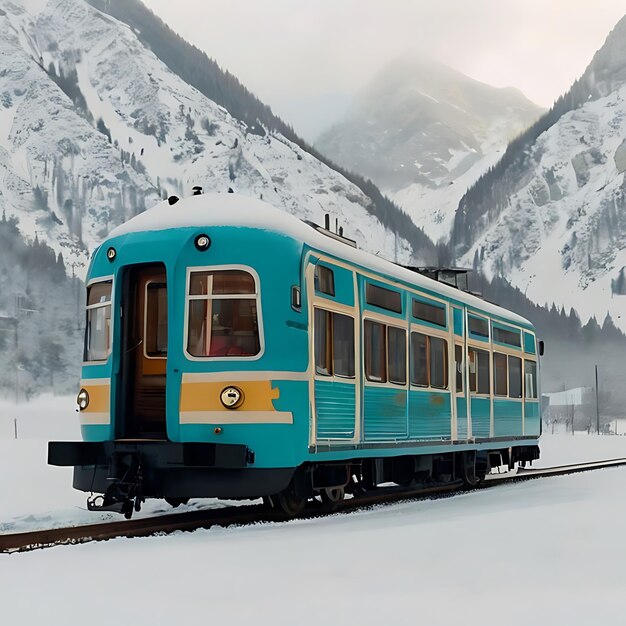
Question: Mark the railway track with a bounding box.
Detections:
[3,457,626,554]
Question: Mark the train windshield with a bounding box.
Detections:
[84,280,112,362]
[186,269,261,358]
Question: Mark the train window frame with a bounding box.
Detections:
[409,331,449,390]
[83,277,113,364]
[493,324,522,348]
[455,344,464,394]
[493,352,508,397]
[144,281,168,359]
[468,315,490,340]
[508,355,523,399]
[314,308,355,379]
[364,319,387,383]
[365,283,402,314]
[387,325,407,386]
[468,347,490,396]
[314,265,335,297]
[524,359,538,399]
[183,265,264,362]
[412,298,447,328]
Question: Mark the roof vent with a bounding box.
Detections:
[401,266,473,293]
[168,195,180,205]
[192,186,203,196]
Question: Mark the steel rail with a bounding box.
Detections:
[2,457,626,554]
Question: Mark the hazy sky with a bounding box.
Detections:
[142,0,626,141]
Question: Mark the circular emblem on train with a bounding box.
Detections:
[220,386,244,409]
[194,234,211,251]
[106,247,116,262]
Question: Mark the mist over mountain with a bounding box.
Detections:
[316,56,543,242]
[453,14,626,335]
[0,0,437,397]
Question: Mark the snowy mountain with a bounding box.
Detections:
[452,14,626,333]
[0,0,435,283]
[315,56,543,242]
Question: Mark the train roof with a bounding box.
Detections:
[108,194,533,329]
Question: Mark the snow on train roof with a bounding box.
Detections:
[108,194,533,329]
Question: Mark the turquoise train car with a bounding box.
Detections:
[48,193,541,517]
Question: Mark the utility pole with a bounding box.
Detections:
[595,364,600,435]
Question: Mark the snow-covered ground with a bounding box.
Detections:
[2,396,626,626]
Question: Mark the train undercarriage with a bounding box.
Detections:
[49,440,540,519]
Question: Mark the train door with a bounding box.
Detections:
[310,261,360,444]
[118,263,168,439]
[452,306,469,439]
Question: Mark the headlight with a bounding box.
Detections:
[77,388,90,411]
[220,386,243,409]
[106,247,116,261]
[194,234,211,251]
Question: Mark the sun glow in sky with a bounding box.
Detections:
[143,0,626,140]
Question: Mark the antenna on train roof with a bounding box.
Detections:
[304,213,356,248]
[192,186,203,196]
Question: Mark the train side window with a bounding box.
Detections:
[315,265,335,297]
[187,269,260,358]
[412,299,446,327]
[84,280,112,362]
[469,315,489,339]
[410,332,429,386]
[314,309,332,375]
[388,326,407,385]
[430,336,448,389]
[455,344,464,393]
[509,356,522,398]
[525,360,538,399]
[364,320,387,382]
[493,325,521,347]
[333,313,355,378]
[366,283,402,314]
[145,282,168,357]
[469,348,490,394]
[494,352,508,396]
[410,333,447,389]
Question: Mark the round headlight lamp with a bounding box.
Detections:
[77,388,90,411]
[220,386,244,409]
[106,247,117,262]
[194,234,211,251]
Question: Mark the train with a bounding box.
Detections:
[48,192,542,518]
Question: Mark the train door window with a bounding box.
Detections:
[364,320,386,382]
[314,309,332,375]
[494,352,508,396]
[429,336,448,389]
[315,265,335,297]
[455,344,464,393]
[333,313,355,378]
[509,356,522,398]
[387,326,406,385]
[469,348,490,394]
[187,269,260,358]
[315,309,355,378]
[84,280,112,362]
[410,332,429,386]
[145,282,168,357]
[525,360,538,398]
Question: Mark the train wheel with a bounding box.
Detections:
[276,491,307,517]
